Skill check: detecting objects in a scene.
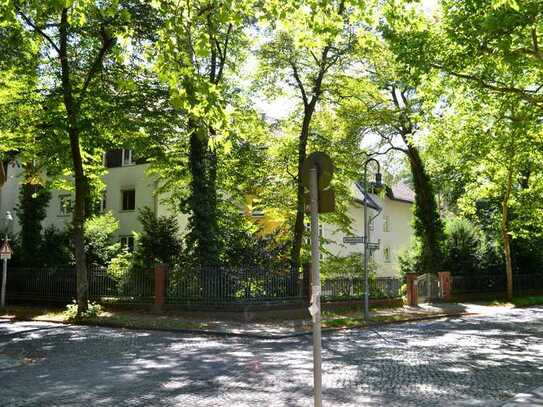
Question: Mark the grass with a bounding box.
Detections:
[321,312,448,329]
[0,305,209,331]
[487,295,543,308]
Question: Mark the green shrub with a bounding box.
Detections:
[398,244,422,275]
[40,226,73,267]
[133,207,181,269]
[84,212,122,268]
[442,217,483,275]
[64,300,102,321]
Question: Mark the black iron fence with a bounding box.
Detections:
[7,267,153,304]
[167,266,300,305]
[6,266,403,305]
[451,273,543,294]
[320,276,401,300]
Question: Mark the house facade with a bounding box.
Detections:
[0,150,414,277]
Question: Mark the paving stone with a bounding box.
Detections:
[0,308,542,406]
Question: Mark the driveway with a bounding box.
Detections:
[1,306,542,406]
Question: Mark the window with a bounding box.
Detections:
[99,192,107,213]
[369,219,375,231]
[121,189,136,211]
[120,235,135,252]
[59,194,73,216]
[251,199,265,217]
[383,215,390,232]
[122,149,135,166]
[384,247,391,263]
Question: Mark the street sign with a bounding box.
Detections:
[304,188,335,214]
[0,240,12,260]
[367,242,380,250]
[343,236,365,244]
[302,152,334,191]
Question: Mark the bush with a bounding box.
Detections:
[84,212,121,268]
[442,217,483,275]
[398,244,422,275]
[39,226,73,267]
[132,207,181,270]
[320,253,377,278]
[64,300,102,321]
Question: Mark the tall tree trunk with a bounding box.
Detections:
[290,106,314,288]
[404,142,444,274]
[501,168,514,301]
[59,8,88,314]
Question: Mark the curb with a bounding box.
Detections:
[0,311,476,340]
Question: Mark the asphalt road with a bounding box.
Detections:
[1,306,542,406]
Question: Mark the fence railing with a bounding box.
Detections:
[320,276,401,300]
[451,273,543,294]
[7,267,153,304]
[6,266,403,305]
[167,267,300,304]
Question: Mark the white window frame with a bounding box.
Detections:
[383,247,391,263]
[251,199,265,218]
[120,235,135,252]
[121,188,136,211]
[122,149,135,166]
[383,215,391,232]
[99,192,107,213]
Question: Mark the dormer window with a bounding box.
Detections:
[122,149,135,166]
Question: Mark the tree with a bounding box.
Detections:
[384,0,543,112]
[257,0,375,282]
[150,0,254,268]
[426,87,543,300]
[336,34,444,274]
[2,1,159,314]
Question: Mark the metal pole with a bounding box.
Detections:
[309,166,322,407]
[1,258,6,308]
[363,164,370,321]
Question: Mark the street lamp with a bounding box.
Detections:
[363,158,383,321]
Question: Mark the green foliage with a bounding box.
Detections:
[398,244,422,276]
[83,213,121,268]
[65,300,102,321]
[15,183,51,267]
[107,251,134,281]
[442,217,483,275]
[39,226,74,267]
[320,254,377,278]
[133,207,181,269]
[217,203,290,270]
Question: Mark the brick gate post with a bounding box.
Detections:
[438,271,452,301]
[154,263,168,311]
[405,273,418,306]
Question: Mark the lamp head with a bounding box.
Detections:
[373,172,384,193]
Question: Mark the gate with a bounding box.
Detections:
[416,273,440,303]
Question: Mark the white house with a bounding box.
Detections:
[0,150,414,276]
[321,182,414,277]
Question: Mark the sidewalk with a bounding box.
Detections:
[502,386,543,406]
[0,302,511,339]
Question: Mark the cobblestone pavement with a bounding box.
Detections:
[1,307,543,406]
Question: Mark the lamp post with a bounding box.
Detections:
[363,159,383,321]
[1,211,13,308]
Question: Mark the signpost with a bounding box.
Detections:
[343,236,365,244]
[0,239,12,308]
[302,152,335,407]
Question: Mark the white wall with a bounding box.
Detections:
[323,195,413,277]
